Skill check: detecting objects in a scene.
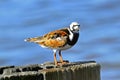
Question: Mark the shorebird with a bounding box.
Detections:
[25,22,80,66]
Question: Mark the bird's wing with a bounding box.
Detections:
[37,29,69,48]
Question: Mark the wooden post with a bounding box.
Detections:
[0,61,100,80]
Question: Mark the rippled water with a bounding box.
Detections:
[0,0,120,80]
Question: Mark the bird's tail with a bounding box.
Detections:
[24,37,42,42]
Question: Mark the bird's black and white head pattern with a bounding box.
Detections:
[67,22,80,42]
[69,22,80,33]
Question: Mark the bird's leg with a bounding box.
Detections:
[59,50,69,65]
[58,50,64,63]
[53,50,58,65]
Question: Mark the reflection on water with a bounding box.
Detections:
[0,0,120,80]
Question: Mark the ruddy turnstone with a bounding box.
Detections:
[25,22,80,66]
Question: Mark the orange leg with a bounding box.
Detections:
[59,50,69,65]
[59,50,64,63]
[53,51,58,65]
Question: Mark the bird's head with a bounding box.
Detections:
[69,22,80,33]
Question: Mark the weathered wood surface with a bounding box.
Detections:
[0,61,100,80]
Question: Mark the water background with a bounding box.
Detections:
[0,0,120,80]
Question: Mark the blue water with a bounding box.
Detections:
[0,0,120,80]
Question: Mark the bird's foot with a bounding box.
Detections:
[56,60,69,66]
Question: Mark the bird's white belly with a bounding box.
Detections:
[40,44,72,51]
